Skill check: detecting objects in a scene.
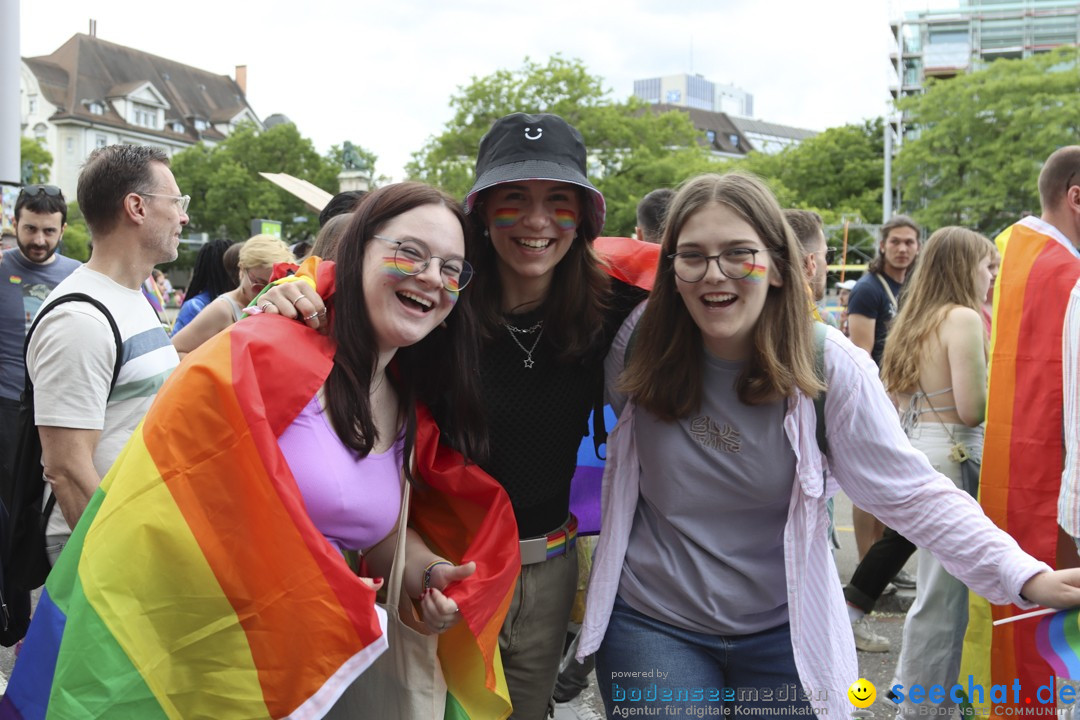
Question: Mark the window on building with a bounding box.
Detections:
[66,137,74,152]
[193,118,208,131]
[88,102,105,115]
[171,121,185,133]
[34,123,47,141]
[666,89,682,104]
[96,134,107,149]
[706,130,717,144]
[132,104,159,129]
[28,96,38,114]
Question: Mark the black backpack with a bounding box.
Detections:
[0,293,122,645]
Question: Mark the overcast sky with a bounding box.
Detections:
[20,1,949,181]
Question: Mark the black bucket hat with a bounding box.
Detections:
[463,113,606,231]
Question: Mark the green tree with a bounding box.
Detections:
[730,119,884,227]
[171,122,374,241]
[20,136,53,184]
[895,46,1080,236]
[407,56,716,237]
[61,201,91,261]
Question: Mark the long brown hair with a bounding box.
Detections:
[325,182,487,465]
[620,173,824,420]
[879,226,993,395]
[466,188,610,363]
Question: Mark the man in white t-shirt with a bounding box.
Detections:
[27,145,187,562]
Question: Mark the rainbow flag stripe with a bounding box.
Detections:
[492,208,520,228]
[554,209,577,231]
[1036,609,1080,679]
[959,220,1080,716]
[1,258,518,720]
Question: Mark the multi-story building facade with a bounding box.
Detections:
[891,0,1080,107]
[884,0,1080,215]
[633,73,815,155]
[21,31,261,198]
[633,73,754,117]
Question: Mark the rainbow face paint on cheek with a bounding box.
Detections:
[740,262,768,283]
[380,256,413,278]
[554,209,577,231]
[493,208,522,228]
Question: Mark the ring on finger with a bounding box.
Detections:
[291,295,306,307]
[259,301,273,311]
[303,312,318,321]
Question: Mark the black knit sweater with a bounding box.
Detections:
[477,281,645,538]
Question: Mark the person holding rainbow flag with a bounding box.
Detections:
[1,182,520,720]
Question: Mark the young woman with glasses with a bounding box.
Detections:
[171,234,294,358]
[263,113,647,719]
[577,173,1080,718]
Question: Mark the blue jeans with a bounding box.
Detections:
[596,595,811,718]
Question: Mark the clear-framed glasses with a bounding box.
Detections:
[374,235,474,293]
[19,184,63,199]
[139,192,191,214]
[667,248,762,283]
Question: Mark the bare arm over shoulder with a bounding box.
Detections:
[943,306,988,427]
[170,298,234,358]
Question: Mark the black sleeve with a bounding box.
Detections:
[847,277,883,320]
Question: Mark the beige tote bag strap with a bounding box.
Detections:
[386,452,414,609]
[875,272,898,312]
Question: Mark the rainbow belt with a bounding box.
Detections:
[520,515,578,565]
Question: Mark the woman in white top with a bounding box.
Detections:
[881,227,995,716]
[172,234,294,358]
[579,173,1080,719]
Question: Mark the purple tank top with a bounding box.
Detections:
[279,395,404,552]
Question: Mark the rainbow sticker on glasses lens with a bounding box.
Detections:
[554,209,577,231]
[493,208,521,228]
[741,261,768,283]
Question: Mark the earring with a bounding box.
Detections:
[483,228,490,238]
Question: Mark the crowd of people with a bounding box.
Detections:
[3,117,1080,720]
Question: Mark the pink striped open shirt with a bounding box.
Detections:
[579,312,1050,718]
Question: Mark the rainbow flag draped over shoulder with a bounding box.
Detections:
[1,259,519,719]
[960,218,1080,717]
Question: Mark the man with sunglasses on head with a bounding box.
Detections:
[0,185,80,487]
[26,146,185,563]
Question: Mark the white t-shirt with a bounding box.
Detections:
[26,266,179,537]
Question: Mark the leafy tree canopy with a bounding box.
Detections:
[20,136,52,185]
[895,46,1080,236]
[407,55,716,237]
[171,122,376,242]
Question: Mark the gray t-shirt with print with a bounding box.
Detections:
[608,306,796,636]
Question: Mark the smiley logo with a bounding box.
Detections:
[848,678,876,708]
[524,126,543,141]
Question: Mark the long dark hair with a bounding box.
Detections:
[324,182,487,468]
[185,239,234,300]
[466,188,610,363]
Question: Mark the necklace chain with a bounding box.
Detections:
[504,320,544,369]
[504,320,543,334]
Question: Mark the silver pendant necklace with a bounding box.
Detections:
[504,320,544,369]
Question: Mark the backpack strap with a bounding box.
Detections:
[22,293,125,518]
[24,293,124,395]
[812,321,828,458]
